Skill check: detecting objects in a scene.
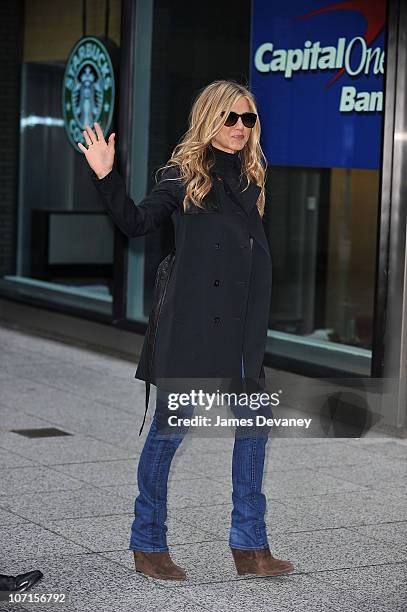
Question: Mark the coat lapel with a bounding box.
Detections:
[210,172,270,258]
[228,180,262,217]
[211,170,261,217]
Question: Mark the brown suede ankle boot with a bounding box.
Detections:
[230,546,294,577]
[133,550,187,581]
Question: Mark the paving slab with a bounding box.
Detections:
[35,513,217,551]
[0,486,131,522]
[0,432,133,465]
[283,488,407,528]
[0,325,405,612]
[0,552,205,612]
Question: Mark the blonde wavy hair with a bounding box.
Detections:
[156,79,268,217]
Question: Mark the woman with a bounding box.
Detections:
[79,80,294,581]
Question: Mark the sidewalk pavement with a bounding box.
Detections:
[0,323,406,612]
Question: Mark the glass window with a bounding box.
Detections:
[252,1,387,376]
[126,0,251,324]
[0,0,122,315]
[264,166,379,375]
[126,0,386,378]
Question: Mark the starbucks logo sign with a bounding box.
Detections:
[62,36,115,150]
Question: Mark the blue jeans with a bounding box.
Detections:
[129,355,272,551]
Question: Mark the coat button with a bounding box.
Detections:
[214,243,220,249]
[241,244,249,249]
[214,279,220,286]
[213,316,221,324]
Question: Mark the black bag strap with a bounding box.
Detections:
[137,249,175,437]
[138,380,151,436]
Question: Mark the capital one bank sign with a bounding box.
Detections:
[251,0,386,169]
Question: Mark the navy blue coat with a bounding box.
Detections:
[90,162,272,433]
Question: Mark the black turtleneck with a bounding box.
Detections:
[209,143,242,189]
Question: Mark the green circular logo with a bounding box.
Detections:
[62,36,115,151]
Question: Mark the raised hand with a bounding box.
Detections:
[78,122,115,179]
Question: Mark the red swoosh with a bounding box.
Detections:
[294,0,385,88]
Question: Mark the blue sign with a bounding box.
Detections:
[250,0,386,169]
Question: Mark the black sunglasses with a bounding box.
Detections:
[220,111,257,128]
